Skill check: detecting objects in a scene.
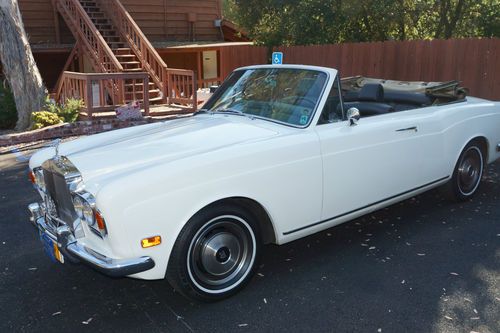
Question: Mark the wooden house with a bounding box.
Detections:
[14,0,250,115]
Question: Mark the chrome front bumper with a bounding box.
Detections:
[28,202,155,277]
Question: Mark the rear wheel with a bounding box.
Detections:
[448,141,485,201]
[167,205,261,301]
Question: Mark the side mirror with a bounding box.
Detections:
[346,107,360,126]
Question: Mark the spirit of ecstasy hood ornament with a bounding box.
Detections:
[53,138,62,159]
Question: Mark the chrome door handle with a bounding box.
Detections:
[396,126,418,132]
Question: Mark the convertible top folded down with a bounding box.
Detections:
[340,76,468,117]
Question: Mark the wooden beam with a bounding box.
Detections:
[163,0,168,39]
[217,48,222,79]
[52,3,61,44]
[53,44,78,95]
[197,50,202,82]
[78,45,84,72]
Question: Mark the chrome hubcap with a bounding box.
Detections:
[200,232,240,275]
[457,147,483,195]
[188,216,256,293]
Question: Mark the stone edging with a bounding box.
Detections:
[0,116,181,147]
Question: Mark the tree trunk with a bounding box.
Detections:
[434,0,449,39]
[444,0,466,39]
[398,0,406,41]
[0,0,46,131]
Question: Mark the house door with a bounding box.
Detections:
[202,50,218,80]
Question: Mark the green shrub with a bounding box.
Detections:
[44,96,61,114]
[0,82,18,129]
[58,98,84,123]
[37,97,83,129]
[31,111,63,130]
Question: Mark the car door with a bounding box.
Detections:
[315,83,445,225]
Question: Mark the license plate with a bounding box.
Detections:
[40,232,65,264]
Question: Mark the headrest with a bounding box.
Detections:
[359,83,384,102]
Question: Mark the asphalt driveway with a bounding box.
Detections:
[0,144,498,333]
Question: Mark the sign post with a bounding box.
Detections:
[272,52,283,65]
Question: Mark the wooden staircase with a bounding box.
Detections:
[53,0,196,117]
[78,0,163,104]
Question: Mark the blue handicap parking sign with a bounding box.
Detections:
[272,52,283,65]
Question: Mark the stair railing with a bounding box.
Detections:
[53,0,123,73]
[55,71,150,117]
[98,0,167,97]
[166,69,198,107]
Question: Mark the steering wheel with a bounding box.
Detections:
[282,95,317,108]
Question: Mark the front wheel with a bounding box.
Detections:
[166,205,261,301]
[448,142,485,201]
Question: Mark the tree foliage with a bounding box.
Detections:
[0,80,18,129]
[223,0,500,46]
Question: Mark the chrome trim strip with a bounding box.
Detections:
[28,203,155,277]
[283,175,450,235]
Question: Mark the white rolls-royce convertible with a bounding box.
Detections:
[28,65,500,301]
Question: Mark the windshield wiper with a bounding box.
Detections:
[212,108,248,117]
[193,109,212,115]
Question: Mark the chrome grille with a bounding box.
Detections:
[42,158,79,229]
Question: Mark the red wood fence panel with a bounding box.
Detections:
[274,38,500,100]
[219,45,268,81]
[219,38,499,100]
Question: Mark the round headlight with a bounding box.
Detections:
[72,195,84,219]
[72,192,97,229]
[82,202,95,227]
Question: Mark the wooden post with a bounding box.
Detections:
[163,0,167,39]
[52,5,61,44]
[143,75,150,116]
[197,51,203,88]
[119,78,125,104]
[166,69,172,104]
[86,78,93,117]
[192,71,197,111]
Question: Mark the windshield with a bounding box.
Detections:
[203,68,328,127]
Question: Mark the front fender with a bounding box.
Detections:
[95,133,322,280]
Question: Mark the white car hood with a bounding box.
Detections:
[32,115,279,185]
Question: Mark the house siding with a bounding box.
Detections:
[18,0,223,44]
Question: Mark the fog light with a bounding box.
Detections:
[141,236,162,248]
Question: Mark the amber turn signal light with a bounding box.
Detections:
[141,236,162,248]
[29,171,36,184]
[95,211,107,232]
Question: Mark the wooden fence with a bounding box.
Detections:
[219,38,500,100]
[219,45,269,81]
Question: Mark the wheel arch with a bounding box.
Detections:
[455,135,489,167]
[471,136,489,162]
[191,196,277,245]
